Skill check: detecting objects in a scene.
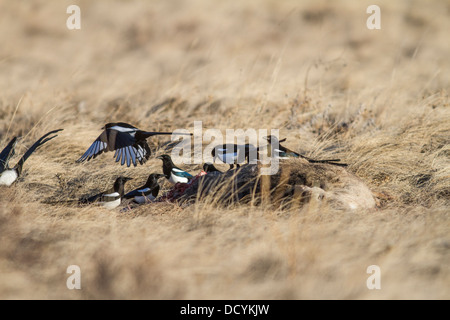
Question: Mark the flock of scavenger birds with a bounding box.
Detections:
[0,122,346,209]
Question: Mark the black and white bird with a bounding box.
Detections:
[203,162,221,173]
[76,123,192,167]
[123,173,164,204]
[80,176,133,209]
[0,129,63,186]
[157,154,193,184]
[211,144,258,170]
[264,135,347,167]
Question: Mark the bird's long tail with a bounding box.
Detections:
[42,199,80,206]
[142,131,193,137]
[307,158,348,167]
[14,129,63,176]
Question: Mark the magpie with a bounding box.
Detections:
[0,129,63,186]
[211,144,258,170]
[264,135,347,167]
[123,173,164,204]
[203,162,221,173]
[80,176,133,209]
[76,122,192,167]
[156,154,193,184]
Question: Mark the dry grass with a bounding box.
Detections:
[0,0,449,299]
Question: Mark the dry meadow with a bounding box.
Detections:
[0,0,449,299]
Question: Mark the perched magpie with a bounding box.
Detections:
[211,144,258,170]
[156,154,193,184]
[80,176,133,209]
[123,173,164,204]
[264,135,347,167]
[77,123,192,167]
[0,129,63,186]
[203,162,221,173]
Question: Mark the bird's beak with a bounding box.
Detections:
[124,177,133,181]
[156,174,165,179]
[156,156,163,160]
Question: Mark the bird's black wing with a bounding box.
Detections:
[78,129,150,167]
[113,139,150,167]
[14,129,63,175]
[0,137,17,173]
[76,129,111,163]
[123,186,149,199]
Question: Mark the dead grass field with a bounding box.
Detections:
[0,0,449,299]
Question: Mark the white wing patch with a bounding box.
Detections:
[109,126,137,133]
[218,152,238,164]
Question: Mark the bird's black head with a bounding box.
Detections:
[264,136,286,144]
[156,154,173,162]
[203,162,219,173]
[146,173,165,185]
[114,176,133,185]
[156,154,177,177]
[113,176,133,195]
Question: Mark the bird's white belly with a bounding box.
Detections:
[169,173,188,184]
[134,194,155,204]
[0,170,18,186]
[100,198,121,209]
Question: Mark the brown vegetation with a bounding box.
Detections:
[0,0,448,299]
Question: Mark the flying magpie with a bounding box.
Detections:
[80,176,133,209]
[123,173,164,204]
[0,129,63,186]
[156,154,193,184]
[76,122,192,167]
[203,162,221,173]
[264,135,347,167]
[211,144,258,170]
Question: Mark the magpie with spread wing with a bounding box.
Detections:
[76,123,192,167]
[0,129,63,186]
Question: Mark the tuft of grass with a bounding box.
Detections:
[0,0,448,299]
